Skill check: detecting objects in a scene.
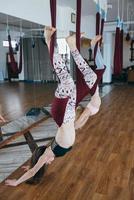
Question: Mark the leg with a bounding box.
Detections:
[75,36,105,129]
[66,34,103,129]
[75,85,101,130]
[66,34,97,89]
[66,35,102,129]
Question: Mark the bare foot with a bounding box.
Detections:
[66,32,85,51]
[5,179,17,187]
[91,35,102,47]
[44,26,56,42]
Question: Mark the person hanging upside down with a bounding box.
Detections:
[5,27,101,186]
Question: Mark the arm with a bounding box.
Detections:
[16,155,46,185]
[0,105,6,123]
[5,147,54,186]
[0,114,6,123]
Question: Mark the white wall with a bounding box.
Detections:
[81,15,96,39]
[80,15,96,59]
[56,6,76,37]
[0,0,51,26]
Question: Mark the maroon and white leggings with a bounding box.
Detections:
[53,48,97,124]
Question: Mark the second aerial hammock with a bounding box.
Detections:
[113,0,123,76]
[94,0,101,61]
[50,0,56,62]
[75,0,106,106]
[120,0,124,73]
[113,24,121,75]
[8,32,23,74]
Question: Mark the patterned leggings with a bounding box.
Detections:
[53,48,97,124]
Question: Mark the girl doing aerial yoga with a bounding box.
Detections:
[5,26,104,186]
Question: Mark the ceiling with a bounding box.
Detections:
[58,0,134,21]
[0,0,134,33]
[58,0,134,32]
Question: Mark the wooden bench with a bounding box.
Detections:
[0,107,53,151]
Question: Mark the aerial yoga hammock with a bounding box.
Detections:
[52,0,107,128]
[113,0,124,76]
[76,0,106,102]
[120,0,124,74]
[5,0,107,186]
[7,29,23,74]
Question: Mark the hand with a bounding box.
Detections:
[5,179,18,187]
[46,156,54,165]
[21,165,30,172]
[43,147,55,164]
[0,115,6,123]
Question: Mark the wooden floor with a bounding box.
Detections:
[0,84,134,200]
[0,82,56,121]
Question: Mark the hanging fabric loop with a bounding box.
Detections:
[120,0,124,71]
[76,0,81,51]
[94,1,101,61]
[99,0,108,46]
[50,0,56,63]
[113,0,123,75]
[8,33,18,73]
[8,30,23,74]
[76,0,84,87]
[75,0,90,104]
